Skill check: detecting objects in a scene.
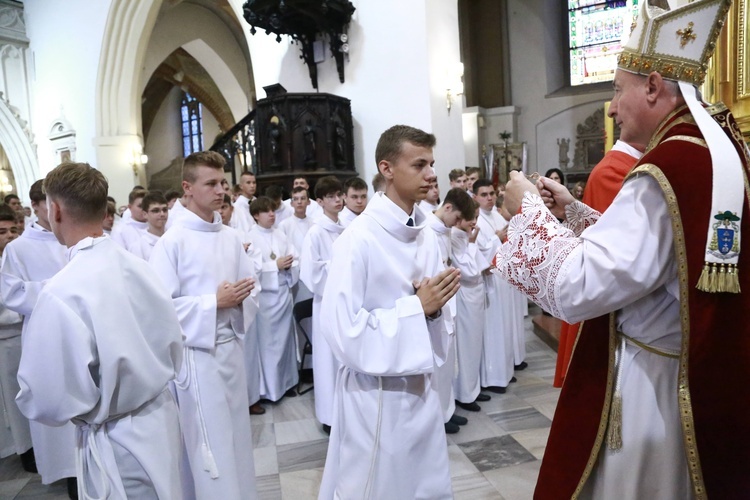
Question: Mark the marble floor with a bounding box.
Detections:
[0,308,560,499]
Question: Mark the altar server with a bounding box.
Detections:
[426,188,476,431]
[232,171,257,233]
[133,192,168,261]
[0,179,76,492]
[0,208,32,470]
[279,186,314,303]
[319,125,460,499]
[299,175,345,431]
[248,196,300,401]
[150,151,259,499]
[16,162,184,499]
[338,177,368,227]
[110,188,148,253]
[451,202,491,411]
[474,179,518,393]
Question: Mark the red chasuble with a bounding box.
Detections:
[553,149,638,388]
[536,105,750,499]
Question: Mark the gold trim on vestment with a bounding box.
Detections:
[625,163,707,499]
[662,135,708,147]
[571,314,617,499]
[645,106,695,154]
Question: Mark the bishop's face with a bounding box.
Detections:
[608,70,652,146]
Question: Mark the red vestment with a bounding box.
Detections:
[553,149,639,388]
[536,105,750,499]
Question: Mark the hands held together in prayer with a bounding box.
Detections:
[503,171,576,220]
[217,277,256,308]
[276,255,294,270]
[414,267,461,317]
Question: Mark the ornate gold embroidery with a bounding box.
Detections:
[645,106,696,154]
[625,163,707,499]
[677,22,697,48]
[571,315,617,499]
[662,135,708,148]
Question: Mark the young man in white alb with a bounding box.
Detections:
[110,188,148,253]
[279,186,315,303]
[150,151,259,499]
[425,187,476,433]
[319,125,460,499]
[16,162,184,499]
[0,208,33,472]
[338,176,368,228]
[299,175,345,433]
[133,192,168,261]
[283,176,323,220]
[451,201,492,411]
[232,170,257,233]
[474,178,520,393]
[0,178,76,495]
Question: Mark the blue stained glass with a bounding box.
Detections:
[183,137,191,156]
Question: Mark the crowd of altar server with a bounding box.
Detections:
[0,145,527,499]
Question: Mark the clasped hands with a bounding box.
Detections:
[414,267,461,317]
[217,277,256,309]
[503,171,575,220]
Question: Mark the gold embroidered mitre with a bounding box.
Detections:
[617,0,732,86]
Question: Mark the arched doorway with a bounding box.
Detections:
[0,97,37,203]
[95,0,255,204]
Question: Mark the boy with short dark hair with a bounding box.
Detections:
[135,192,168,261]
[279,186,314,303]
[299,175,345,432]
[339,176,368,227]
[111,188,148,253]
[248,195,299,401]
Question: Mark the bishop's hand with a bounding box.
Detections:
[414,267,461,317]
[537,176,575,220]
[504,171,540,214]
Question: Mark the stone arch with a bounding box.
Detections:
[0,96,36,202]
[95,0,254,202]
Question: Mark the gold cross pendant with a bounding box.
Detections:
[270,252,276,260]
[676,22,697,48]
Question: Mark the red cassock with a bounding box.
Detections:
[537,105,750,499]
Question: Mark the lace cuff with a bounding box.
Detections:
[562,200,601,236]
[493,192,582,319]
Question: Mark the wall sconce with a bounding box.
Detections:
[446,62,465,115]
[126,147,148,176]
[0,175,13,194]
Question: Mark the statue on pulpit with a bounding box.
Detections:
[557,138,570,169]
[303,122,317,164]
[334,124,347,167]
[269,116,282,167]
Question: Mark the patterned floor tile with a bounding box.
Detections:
[487,407,551,433]
[458,435,537,472]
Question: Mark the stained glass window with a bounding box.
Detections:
[181,92,203,156]
[569,0,640,86]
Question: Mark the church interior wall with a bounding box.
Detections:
[23,0,110,181]
[141,1,252,122]
[144,85,182,184]
[505,0,613,174]
[248,0,464,198]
